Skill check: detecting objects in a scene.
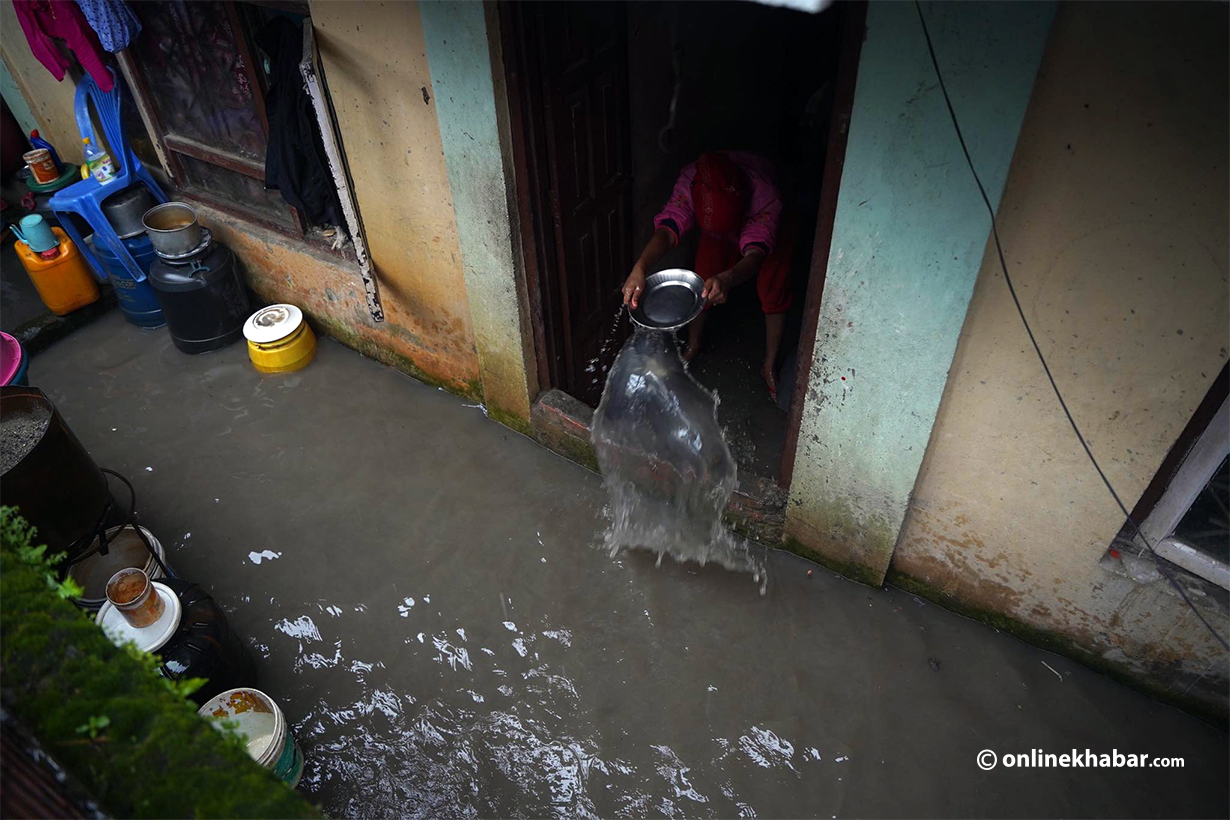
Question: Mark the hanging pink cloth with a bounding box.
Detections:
[12,0,114,91]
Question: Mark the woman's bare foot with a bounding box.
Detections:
[761,360,778,401]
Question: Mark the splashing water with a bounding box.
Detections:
[592,329,765,590]
[586,306,628,386]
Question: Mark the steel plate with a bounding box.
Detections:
[628,269,706,331]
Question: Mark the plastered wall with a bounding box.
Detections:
[310,0,480,392]
[893,1,1229,716]
[784,1,1054,581]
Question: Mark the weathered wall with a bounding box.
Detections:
[1,57,40,138]
[192,202,468,393]
[0,1,86,164]
[310,0,479,394]
[418,0,536,431]
[892,1,1230,716]
[784,1,1055,583]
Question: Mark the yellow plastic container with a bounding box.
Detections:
[15,227,101,316]
[247,322,316,373]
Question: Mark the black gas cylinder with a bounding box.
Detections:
[149,242,250,354]
[157,577,257,705]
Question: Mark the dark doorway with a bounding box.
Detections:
[500,1,633,408]
[503,0,854,484]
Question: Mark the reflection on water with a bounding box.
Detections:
[592,330,765,589]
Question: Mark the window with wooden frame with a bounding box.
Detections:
[123,0,310,233]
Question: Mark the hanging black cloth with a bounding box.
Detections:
[257,17,343,227]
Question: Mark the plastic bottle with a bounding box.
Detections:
[82,137,116,184]
[29,130,63,171]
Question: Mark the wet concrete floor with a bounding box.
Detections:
[28,313,1228,818]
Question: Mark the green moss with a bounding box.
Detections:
[886,567,1229,726]
[532,428,599,473]
[487,405,534,437]
[781,536,885,587]
[1,513,318,818]
[309,314,482,401]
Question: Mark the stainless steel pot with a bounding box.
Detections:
[142,202,202,256]
[102,186,157,239]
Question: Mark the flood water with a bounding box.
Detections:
[29,312,1229,818]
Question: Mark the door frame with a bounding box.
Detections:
[498,0,565,394]
[499,0,869,490]
[779,0,867,487]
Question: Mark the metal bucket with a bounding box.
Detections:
[102,186,157,239]
[142,202,202,257]
[68,525,168,612]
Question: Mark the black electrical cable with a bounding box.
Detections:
[913,0,1229,652]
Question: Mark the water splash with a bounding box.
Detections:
[592,330,765,590]
[587,306,629,387]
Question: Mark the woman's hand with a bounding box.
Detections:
[702,271,730,305]
[622,267,647,308]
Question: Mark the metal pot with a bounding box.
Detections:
[142,202,202,257]
[102,186,157,239]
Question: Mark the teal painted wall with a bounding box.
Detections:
[785,1,1055,581]
[0,58,38,138]
[419,0,536,428]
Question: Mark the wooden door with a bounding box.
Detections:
[504,1,633,407]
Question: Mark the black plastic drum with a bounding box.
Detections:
[149,242,250,354]
[158,577,257,705]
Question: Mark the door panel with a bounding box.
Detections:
[534,1,633,407]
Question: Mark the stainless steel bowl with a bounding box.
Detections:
[142,202,202,257]
[628,268,706,332]
[102,186,156,239]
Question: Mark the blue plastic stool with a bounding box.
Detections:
[49,68,167,284]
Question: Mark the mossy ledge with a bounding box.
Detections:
[1,529,319,818]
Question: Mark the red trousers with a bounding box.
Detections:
[694,218,794,315]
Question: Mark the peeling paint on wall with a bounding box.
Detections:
[199,204,480,398]
[309,1,480,385]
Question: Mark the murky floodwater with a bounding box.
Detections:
[28,313,1229,819]
[592,329,765,588]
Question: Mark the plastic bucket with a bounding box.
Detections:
[198,689,304,787]
[68,525,167,612]
[0,386,111,555]
[94,234,166,328]
[0,332,27,386]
